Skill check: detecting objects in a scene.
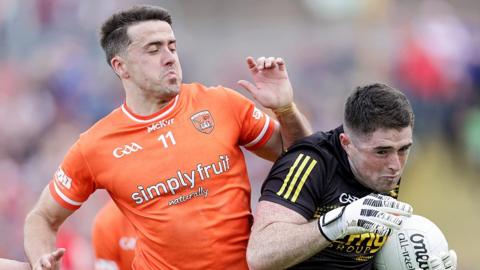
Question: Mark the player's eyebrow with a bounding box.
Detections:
[373,143,412,151]
[144,39,176,48]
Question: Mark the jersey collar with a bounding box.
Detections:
[121,95,179,123]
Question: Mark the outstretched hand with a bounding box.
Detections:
[32,248,65,270]
[238,56,293,110]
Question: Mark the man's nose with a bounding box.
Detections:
[161,48,176,66]
[388,153,402,171]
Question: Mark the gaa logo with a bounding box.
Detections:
[113,143,143,159]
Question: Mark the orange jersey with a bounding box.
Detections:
[92,201,136,270]
[49,83,276,270]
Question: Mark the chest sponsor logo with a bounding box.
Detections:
[190,110,214,134]
[113,143,143,159]
[328,232,387,260]
[130,155,230,206]
[147,118,174,133]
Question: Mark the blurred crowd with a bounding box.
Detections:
[0,0,479,269]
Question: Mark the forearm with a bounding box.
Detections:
[247,220,329,270]
[24,211,60,265]
[0,259,30,270]
[273,103,312,149]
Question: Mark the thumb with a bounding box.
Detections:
[237,80,258,95]
[51,248,66,261]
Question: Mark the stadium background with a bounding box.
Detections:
[0,0,479,269]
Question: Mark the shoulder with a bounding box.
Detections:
[287,132,335,160]
[78,107,122,142]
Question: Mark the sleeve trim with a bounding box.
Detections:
[243,114,272,148]
[52,180,83,206]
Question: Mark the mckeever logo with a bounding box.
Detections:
[113,143,143,159]
[147,118,174,133]
[130,155,230,205]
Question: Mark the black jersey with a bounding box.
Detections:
[260,126,400,270]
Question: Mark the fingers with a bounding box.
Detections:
[428,255,446,270]
[247,56,285,71]
[34,248,66,270]
[364,194,413,216]
[441,250,457,269]
[237,80,258,95]
[51,248,65,261]
[356,219,392,236]
[245,56,258,73]
[357,208,402,236]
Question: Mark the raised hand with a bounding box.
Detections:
[238,56,293,110]
[318,194,413,241]
[32,248,65,270]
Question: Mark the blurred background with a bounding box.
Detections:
[1,0,479,269]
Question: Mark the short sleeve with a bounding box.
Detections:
[260,148,327,219]
[222,88,276,150]
[48,140,96,210]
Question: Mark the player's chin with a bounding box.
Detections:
[380,179,399,193]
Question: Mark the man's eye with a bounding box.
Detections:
[376,150,387,155]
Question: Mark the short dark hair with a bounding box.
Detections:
[100,5,172,66]
[344,83,414,135]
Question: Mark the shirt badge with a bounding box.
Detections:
[190,110,215,134]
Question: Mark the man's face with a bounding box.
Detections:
[122,20,182,99]
[342,127,413,193]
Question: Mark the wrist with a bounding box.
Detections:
[318,206,346,241]
[271,103,296,116]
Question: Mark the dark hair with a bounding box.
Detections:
[344,83,414,135]
[100,5,172,66]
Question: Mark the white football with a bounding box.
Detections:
[375,214,449,270]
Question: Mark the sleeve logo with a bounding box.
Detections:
[190,110,215,134]
[55,167,72,189]
[252,107,264,120]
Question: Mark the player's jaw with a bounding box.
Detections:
[374,173,401,193]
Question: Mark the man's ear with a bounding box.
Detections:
[111,55,129,79]
[339,133,351,153]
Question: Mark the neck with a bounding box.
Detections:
[124,84,175,116]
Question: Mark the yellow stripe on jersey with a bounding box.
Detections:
[291,159,317,203]
[283,155,311,200]
[277,154,304,197]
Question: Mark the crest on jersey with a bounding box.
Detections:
[190,110,215,134]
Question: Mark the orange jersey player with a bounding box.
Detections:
[50,82,278,269]
[92,201,136,270]
[23,5,312,270]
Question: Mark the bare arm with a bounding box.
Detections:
[272,102,312,149]
[24,186,74,269]
[247,201,330,270]
[239,56,312,160]
[0,259,30,270]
